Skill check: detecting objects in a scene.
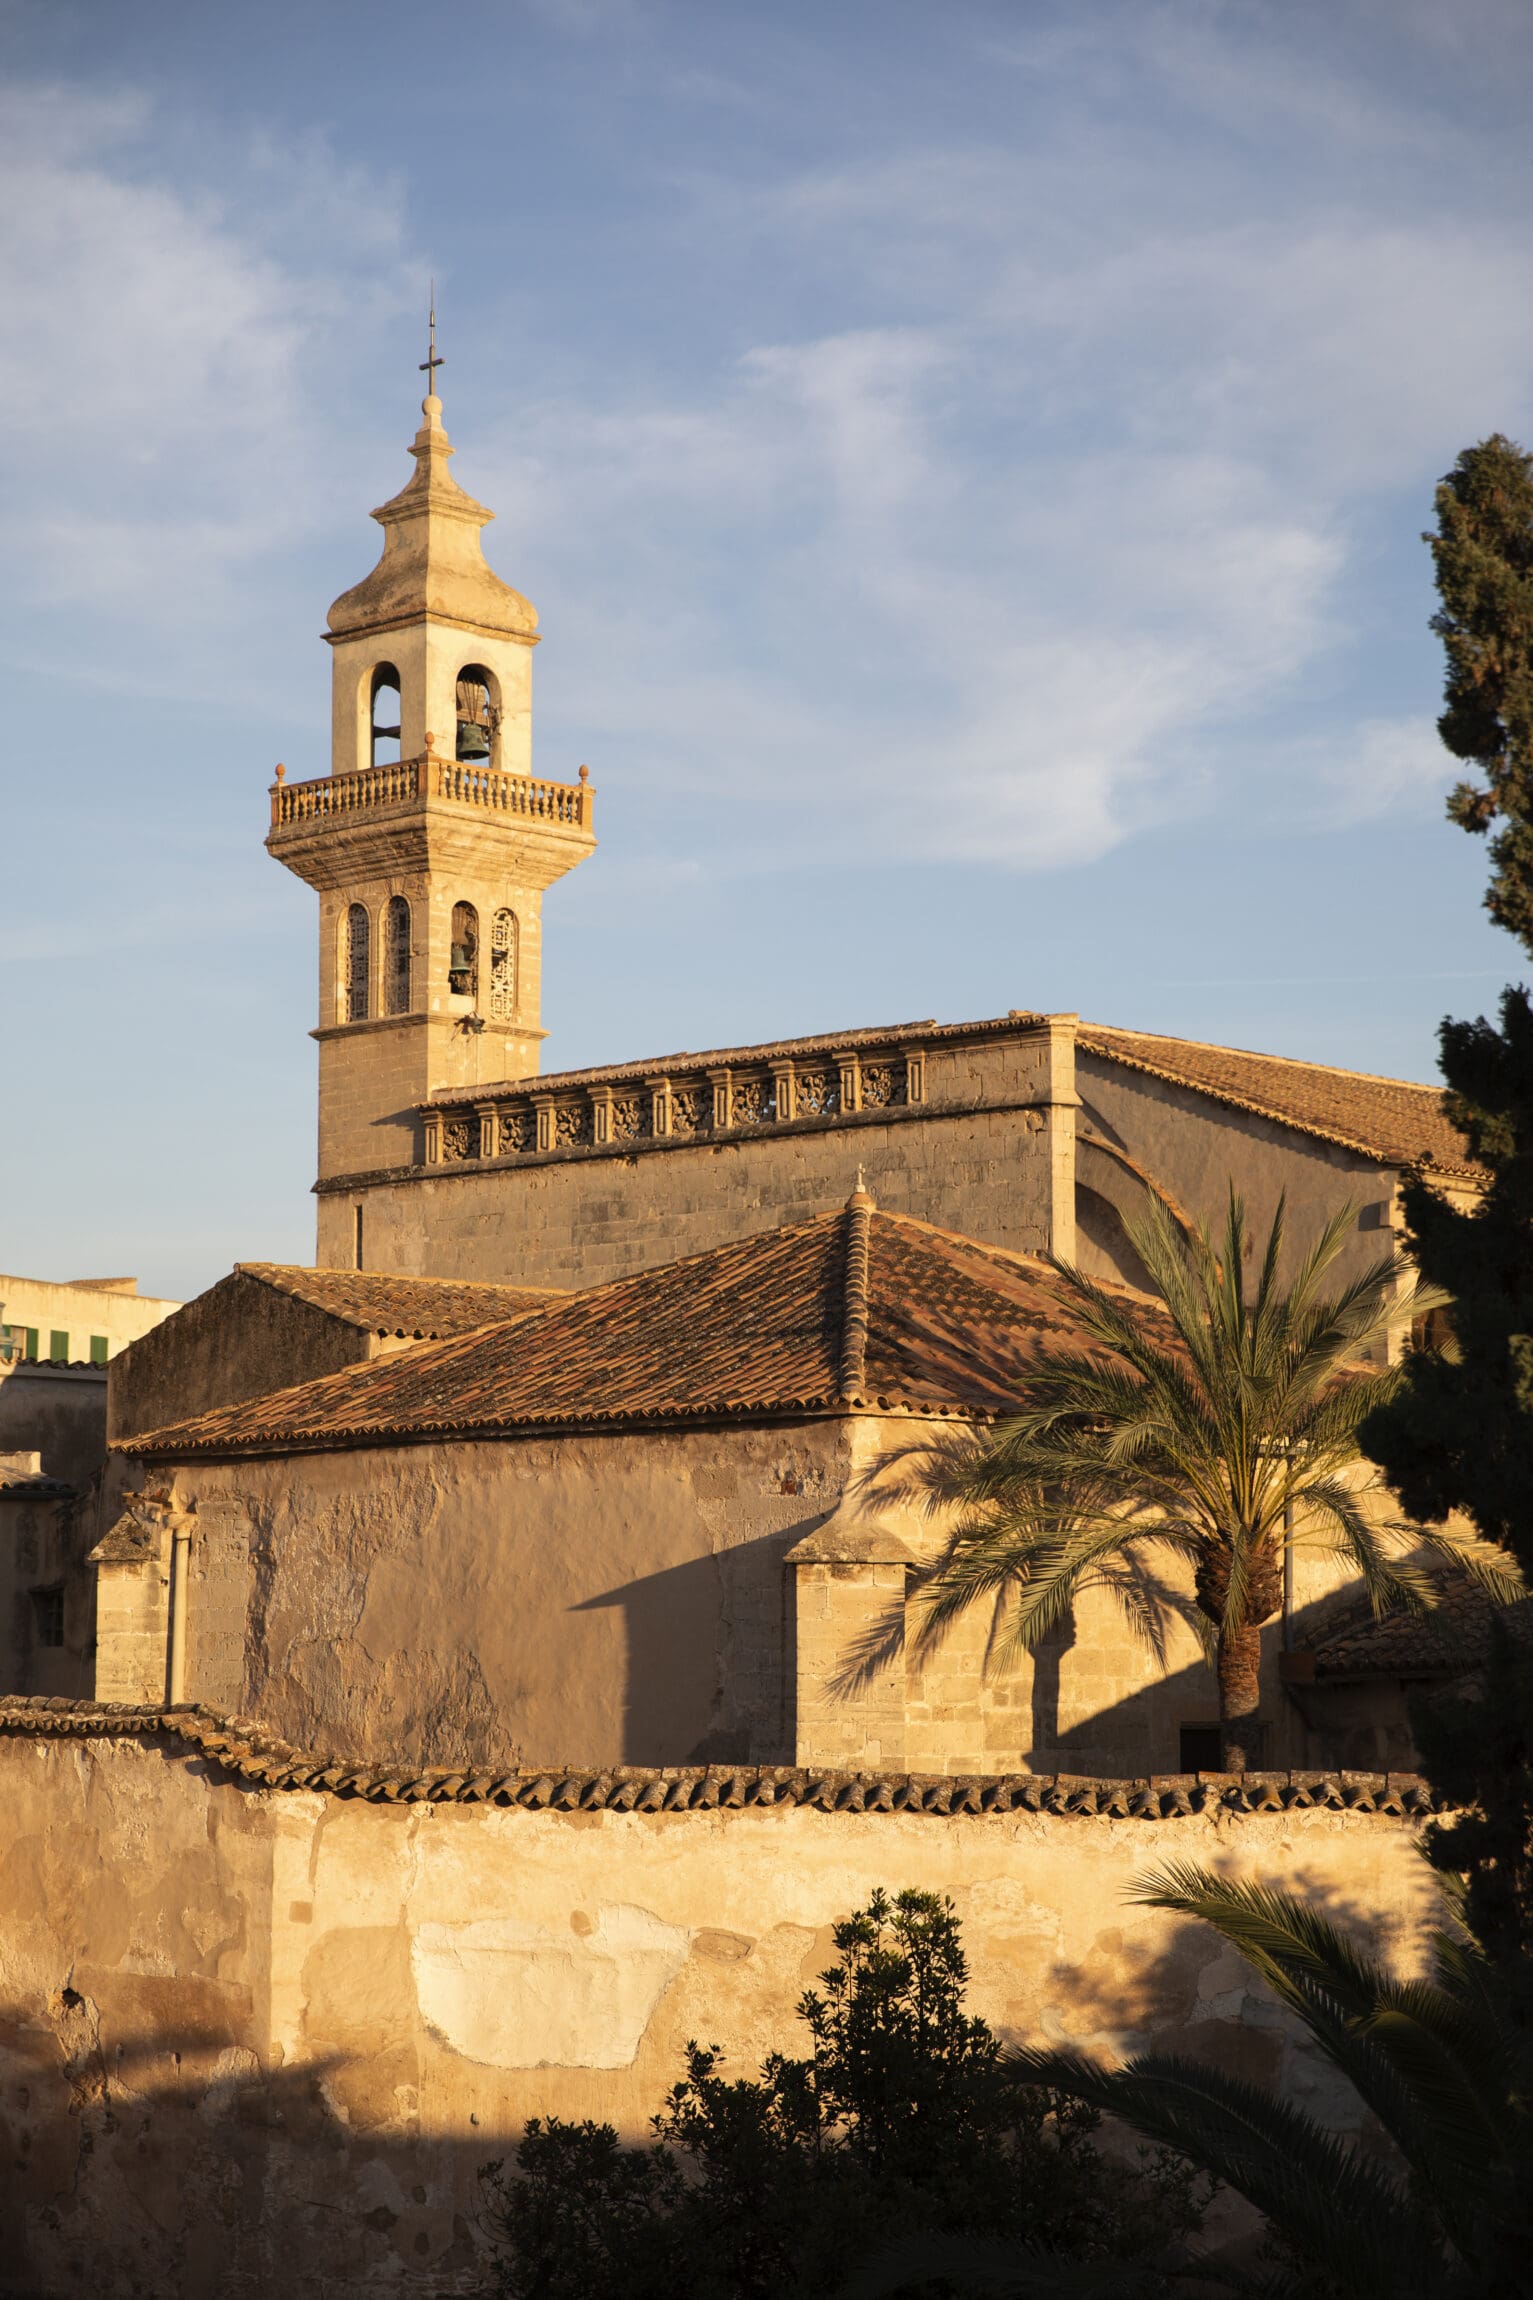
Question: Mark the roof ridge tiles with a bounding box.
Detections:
[1078,1022,1447,1095]
[0,1698,1448,1819]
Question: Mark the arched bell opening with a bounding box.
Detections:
[455,665,500,764]
[344,903,371,1023]
[449,901,479,1000]
[384,895,412,1016]
[370,665,402,769]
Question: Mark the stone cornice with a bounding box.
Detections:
[0,1700,1444,1819]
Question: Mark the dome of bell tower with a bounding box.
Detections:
[327,386,538,643]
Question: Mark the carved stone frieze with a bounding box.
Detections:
[554,1103,592,1149]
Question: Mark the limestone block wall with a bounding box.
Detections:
[317,1099,1066,1289]
[0,1718,1446,2300]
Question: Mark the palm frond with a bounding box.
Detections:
[1008,2048,1431,2300]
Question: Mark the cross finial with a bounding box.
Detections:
[419,284,444,397]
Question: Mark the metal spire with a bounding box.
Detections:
[419,284,445,398]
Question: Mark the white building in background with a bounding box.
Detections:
[0,1273,181,1368]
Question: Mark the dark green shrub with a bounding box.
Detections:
[481,1889,1203,2299]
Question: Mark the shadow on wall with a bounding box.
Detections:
[0,1865,1416,2298]
[575,1521,814,1765]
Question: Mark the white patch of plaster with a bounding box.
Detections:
[411,1904,691,2070]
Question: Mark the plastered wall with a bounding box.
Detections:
[126,1418,1369,1778]
[0,1730,1443,2300]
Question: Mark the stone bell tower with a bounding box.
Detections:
[267,334,595,1253]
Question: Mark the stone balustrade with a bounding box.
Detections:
[423,1043,930,1166]
[270,756,592,832]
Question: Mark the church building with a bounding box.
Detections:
[76,365,1483,1779]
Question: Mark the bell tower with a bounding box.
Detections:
[267,330,595,1253]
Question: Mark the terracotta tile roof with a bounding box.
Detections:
[1309,1578,1533,1679]
[0,1699,1444,1817]
[1079,1026,1477,1177]
[232,1262,564,1338]
[122,1206,1165,1459]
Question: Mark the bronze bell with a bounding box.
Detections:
[455,717,491,761]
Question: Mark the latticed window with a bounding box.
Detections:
[385,895,411,1015]
[346,903,370,1022]
[489,908,517,1019]
[449,901,479,998]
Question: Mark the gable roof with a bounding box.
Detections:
[122,1202,1165,1460]
[1308,1577,1533,1680]
[1079,1026,1476,1177]
[231,1263,563,1339]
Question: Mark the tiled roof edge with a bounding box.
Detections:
[0,1699,1445,1819]
[114,1394,977,1462]
[1077,1031,1481,1178]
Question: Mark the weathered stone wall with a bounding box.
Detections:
[0,1723,1444,2300]
[0,1363,107,1486]
[109,1275,373,1444]
[160,1423,854,1769]
[133,1419,1368,1779]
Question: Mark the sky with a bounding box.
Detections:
[3,0,1533,1301]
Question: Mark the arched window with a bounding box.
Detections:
[385,895,411,1015]
[489,908,518,1019]
[449,901,479,999]
[455,665,498,763]
[345,903,370,1022]
[370,665,401,768]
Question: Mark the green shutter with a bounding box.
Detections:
[90,1335,109,1365]
[24,1328,38,1361]
[49,1330,69,1363]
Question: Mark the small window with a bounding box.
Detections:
[370,665,402,769]
[449,901,479,999]
[31,1586,65,1648]
[1412,1303,1455,1354]
[1179,1724,1222,1772]
[89,1335,108,1365]
[346,903,370,1022]
[354,1203,365,1272]
[489,908,517,1020]
[48,1330,68,1362]
[455,666,496,763]
[385,895,411,1016]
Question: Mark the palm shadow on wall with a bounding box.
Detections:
[573,1520,820,1765]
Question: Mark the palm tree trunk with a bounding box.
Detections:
[1216,1621,1263,1773]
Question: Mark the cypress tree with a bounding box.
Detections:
[1361,434,1533,2027]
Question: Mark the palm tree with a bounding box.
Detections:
[1007,1860,1527,2298]
[894,1192,1519,1772]
[847,1863,1527,2298]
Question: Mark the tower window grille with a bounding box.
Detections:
[449,902,479,999]
[346,903,370,1022]
[385,895,411,1015]
[489,908,517,1020]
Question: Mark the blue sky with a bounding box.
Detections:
[4,0,1533,1299]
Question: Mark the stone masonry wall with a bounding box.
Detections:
[0,1722,1444,2300]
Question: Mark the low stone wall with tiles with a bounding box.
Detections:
[1,1701,1446,2300]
